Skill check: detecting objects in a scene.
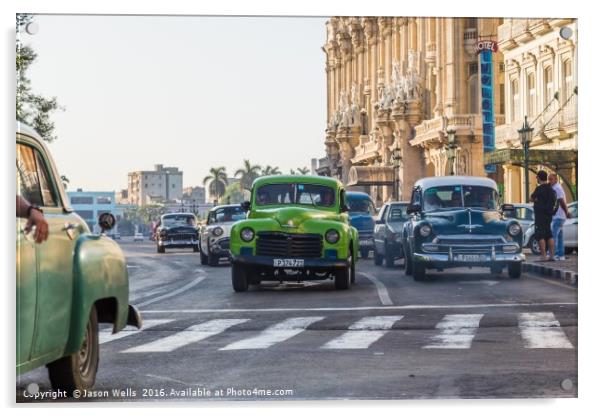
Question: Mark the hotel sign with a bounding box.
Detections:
[476,40,498,173]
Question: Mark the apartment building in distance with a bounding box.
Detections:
[128,164,183,206]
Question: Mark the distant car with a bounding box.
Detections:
[524,201,578,255]
[200,204,246,266]
[345,191,377,258]
[373,201,410,267]
[133,232,144,242]
[155,213,200,253]
[401,176,525,281]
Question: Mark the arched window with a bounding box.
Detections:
[563,59,573,101]
[544,66,554,106]
[527,72,536,117]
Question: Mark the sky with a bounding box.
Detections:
[23,14,328,192]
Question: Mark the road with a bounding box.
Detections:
[17,240,578,401]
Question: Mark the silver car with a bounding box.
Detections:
[200,204,247,266]
[523,201,578,255]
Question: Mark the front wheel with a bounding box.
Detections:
[335,249,353,290]
[193,245,200,252]
[508,262,522,279]
[157,245,165,253]
[47,305,99,395]
[529,236,541,255]
[208,251,219,266]
[232,263,249,292]
[412,262,426,282]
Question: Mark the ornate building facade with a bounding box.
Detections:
[318,17,505,205]
[317,17,577,205]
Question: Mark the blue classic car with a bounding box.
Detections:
[345,192,377,258]
[401,176,525,281]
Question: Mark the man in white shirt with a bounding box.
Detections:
[548,173,572,260]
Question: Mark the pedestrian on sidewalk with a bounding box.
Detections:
[549,173,572,261]
[530,170,556,262]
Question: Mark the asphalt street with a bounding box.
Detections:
[17,239,578,402]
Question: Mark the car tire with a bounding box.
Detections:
[232,263,249,292]
[193,245,200,252]
[360,247,370,259]
[208,252,219,266]
[529,236,541,255]
[403,242,413,276]
[412,262,426,282]
[157,245,165,253]
[47,305,99,395]
[385,243,395,268]
[374,250,383,266]
[200,247,208,265]
[508,262,522,279]
[335,249,353,290]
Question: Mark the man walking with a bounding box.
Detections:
[549,173,572,260]
[530,170,556,261]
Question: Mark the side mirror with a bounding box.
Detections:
[341,203,349,213]
[98,212,116,233]
[406,204,421,215]
[501,203,515,216]
[241,201,251,212]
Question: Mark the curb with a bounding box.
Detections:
[522,262,578,286]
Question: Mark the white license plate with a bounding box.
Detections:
[359,239,372,246]
[273,258,305,267]
[454,254,489,262]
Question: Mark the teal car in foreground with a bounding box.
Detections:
[17,122,142,395]
[229,175,359,291]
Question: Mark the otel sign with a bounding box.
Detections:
[475,40,498,54]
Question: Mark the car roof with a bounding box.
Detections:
[162,212,195,217]
[210,204,242,211]
[414,176,498,190]
[252,175,342,189]
[346,191,372,199]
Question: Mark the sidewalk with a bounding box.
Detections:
[523,252,578,286]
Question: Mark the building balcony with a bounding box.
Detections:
[463,28,478,55]
[352,139,381,164]
[412,114,483,147]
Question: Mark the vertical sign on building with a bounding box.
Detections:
[475,39,498,174]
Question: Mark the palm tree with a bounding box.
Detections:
[289,169,297,175]
[235,159,261,191]
[203,167,228,202]
[296,167,310,175]
[261,165,281,176]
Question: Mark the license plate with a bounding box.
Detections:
[273,258,305,267]
[359,239,372,246]
[454,254,488,262]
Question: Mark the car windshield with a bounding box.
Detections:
[388,204,410,222]
[209,206,246,223]
[162,214,197,227]
[255,183,335,207]
[423,185,497,211]
[346,197,376,215]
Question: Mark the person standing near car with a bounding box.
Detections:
[549,173,572,261]
[530,170,556,261]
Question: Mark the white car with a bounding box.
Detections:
[200,204,246,266]
[523,201,578,254]
[133,232,144,242]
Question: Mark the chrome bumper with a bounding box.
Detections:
[158,239,199,246]
[413,252,525,263]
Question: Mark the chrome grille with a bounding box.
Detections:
[256,232,323,258]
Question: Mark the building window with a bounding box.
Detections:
[469,63,479,76]
[527,72,536,117]
[544,66,554,107]
[511,78,519,122]
[97,196,112,204]
[563,59,573,101]
[499,83,505,114]
[71,196,94,205]
[469,74,479,114]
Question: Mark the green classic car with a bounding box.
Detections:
[16,122,142,395]
[230,175,359,291]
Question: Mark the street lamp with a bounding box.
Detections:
[390,145,402,201]
[445,129,457,175]
[518,116,534,203]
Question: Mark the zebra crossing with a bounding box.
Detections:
[99,311,575,353]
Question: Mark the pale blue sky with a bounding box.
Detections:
[24,15,328,191]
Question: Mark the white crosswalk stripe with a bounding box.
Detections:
[220,317,324,350]
[423,314,483,349]
[99,319,174,345]
[122,319,249,353]
[321,315,404,349]
[518,312,574,349]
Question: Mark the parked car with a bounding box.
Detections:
[401,176,525,281]
[16,122,142,395]
[524,201,578,255]
[373,201,410,267]
[230,175,359,291]
[155,213,200,253]
[345,191,377,258]
[200,204,246,266]
[506,203,534,232]
[133,232,144,242]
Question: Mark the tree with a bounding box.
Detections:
[235,159,261,191]
[261,165,281,176]
[296,167,310,175]
[203,167,228,202]
[16,14,64,142]
[219,182,245,205]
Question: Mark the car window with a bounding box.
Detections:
[255,183,335,207]
[16,143,58,207]
[212,206,246,223]
[162,215,196,227]
[388,205,409,222]
[346,197,376,215]
[514,207,534,221]
[423,185,497,211]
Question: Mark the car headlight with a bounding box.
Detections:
[419,224,432,237]
[212,227,224,237]
[508,223,521,236]
[325,229,340,244]
[240,227,255,242]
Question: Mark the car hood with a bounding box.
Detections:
[250,207,340,228]
[206,222,236,235]
[424,208,509,235]
[349,213,375,232]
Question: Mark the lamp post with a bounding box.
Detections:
[518,116,534,203]
[445,129,457,175]
[390,145,402,201]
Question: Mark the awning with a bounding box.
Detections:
[483,148,577,167]
[347,166,395,187]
